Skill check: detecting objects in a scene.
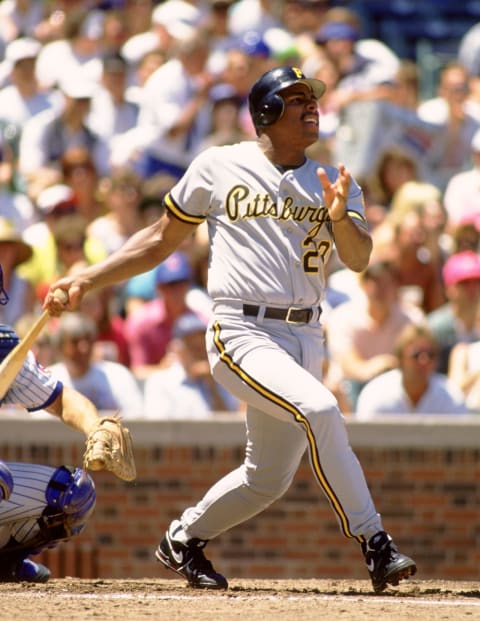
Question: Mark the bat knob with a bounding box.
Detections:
[53,289,69,304]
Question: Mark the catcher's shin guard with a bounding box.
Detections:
[0,461,14,501]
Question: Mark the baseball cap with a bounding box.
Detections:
[59,76,98,99]
[172,313,207,339]
[36,184,78,215]
[315,21,359,44]
[152,0,201,38]
[239,31,271,58]
[442,250,480,286]
[154,251,192,285]
[5,37,41,65]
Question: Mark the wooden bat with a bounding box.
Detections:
[0,289,68,400]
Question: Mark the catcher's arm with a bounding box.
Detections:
[46,385,101,435]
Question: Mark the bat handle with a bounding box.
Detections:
[22,310,51,344]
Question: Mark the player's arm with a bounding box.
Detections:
[44,211,197,314]
[45,386,101,436]
[317,164,372,272]
[331,214,372,273]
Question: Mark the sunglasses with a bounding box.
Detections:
[408,349,437,362]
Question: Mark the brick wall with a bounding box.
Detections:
[1,413,479,580]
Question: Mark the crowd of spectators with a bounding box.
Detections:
[3,0,480,418]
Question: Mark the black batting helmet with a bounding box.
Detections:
[248,65,326,128]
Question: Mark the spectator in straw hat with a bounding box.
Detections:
[0,217,35,324]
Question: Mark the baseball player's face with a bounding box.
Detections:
[278,84,320,142]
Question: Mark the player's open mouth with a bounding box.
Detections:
[302,114,318,126]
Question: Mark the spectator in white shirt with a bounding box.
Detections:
[87,52,139,164]
[355,323,469,418]
[112,28,218,179]
[443,128,480,232]
[417,62,480,192]
[0,37,56,125]
[18,74,107,197]
[49,311,143,418]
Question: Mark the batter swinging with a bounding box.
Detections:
[45,66,417,593]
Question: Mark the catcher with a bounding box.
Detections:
[0,321,136,583]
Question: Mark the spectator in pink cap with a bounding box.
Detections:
[427,250,480,374]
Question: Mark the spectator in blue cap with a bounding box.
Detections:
[313,6,399,92]
[196,82,251,152]
[143,312,241,418]
[154,249,192,285]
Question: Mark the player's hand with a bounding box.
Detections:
[43,277,88,316]
[317,163,351,223]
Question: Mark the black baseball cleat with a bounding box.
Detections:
[0,558,50,583]
[155,521,228,590]
[362,531,417,593]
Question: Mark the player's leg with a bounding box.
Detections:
[0,462,96,583]
[156,318,415,591]
[155,403,307,589]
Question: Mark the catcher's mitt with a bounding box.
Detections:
[83,416,136,481]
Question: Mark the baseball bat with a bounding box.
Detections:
[0,289,68,400]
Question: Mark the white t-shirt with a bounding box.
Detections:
[143,361,238,419]
[49,360,143,418]
[0,85,56,125]
[355,369,469,417]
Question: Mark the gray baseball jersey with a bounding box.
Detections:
[164,141,383,544]
[166,141,368,306]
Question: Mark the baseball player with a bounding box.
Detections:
[0,322,99,582]
[45,65,417,593]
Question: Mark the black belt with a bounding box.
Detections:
[243,304,321,324]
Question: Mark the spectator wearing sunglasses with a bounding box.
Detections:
[355,323,468,417]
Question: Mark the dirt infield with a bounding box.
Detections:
[1,578,479,620]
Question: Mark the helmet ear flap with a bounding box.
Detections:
[256,93,285,126]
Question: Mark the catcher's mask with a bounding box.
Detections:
[0,323,19,362]
[0,264,9,306]
[248,65,326,128]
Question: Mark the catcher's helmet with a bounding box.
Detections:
[248,65,326,128]
[0,324,19,362]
